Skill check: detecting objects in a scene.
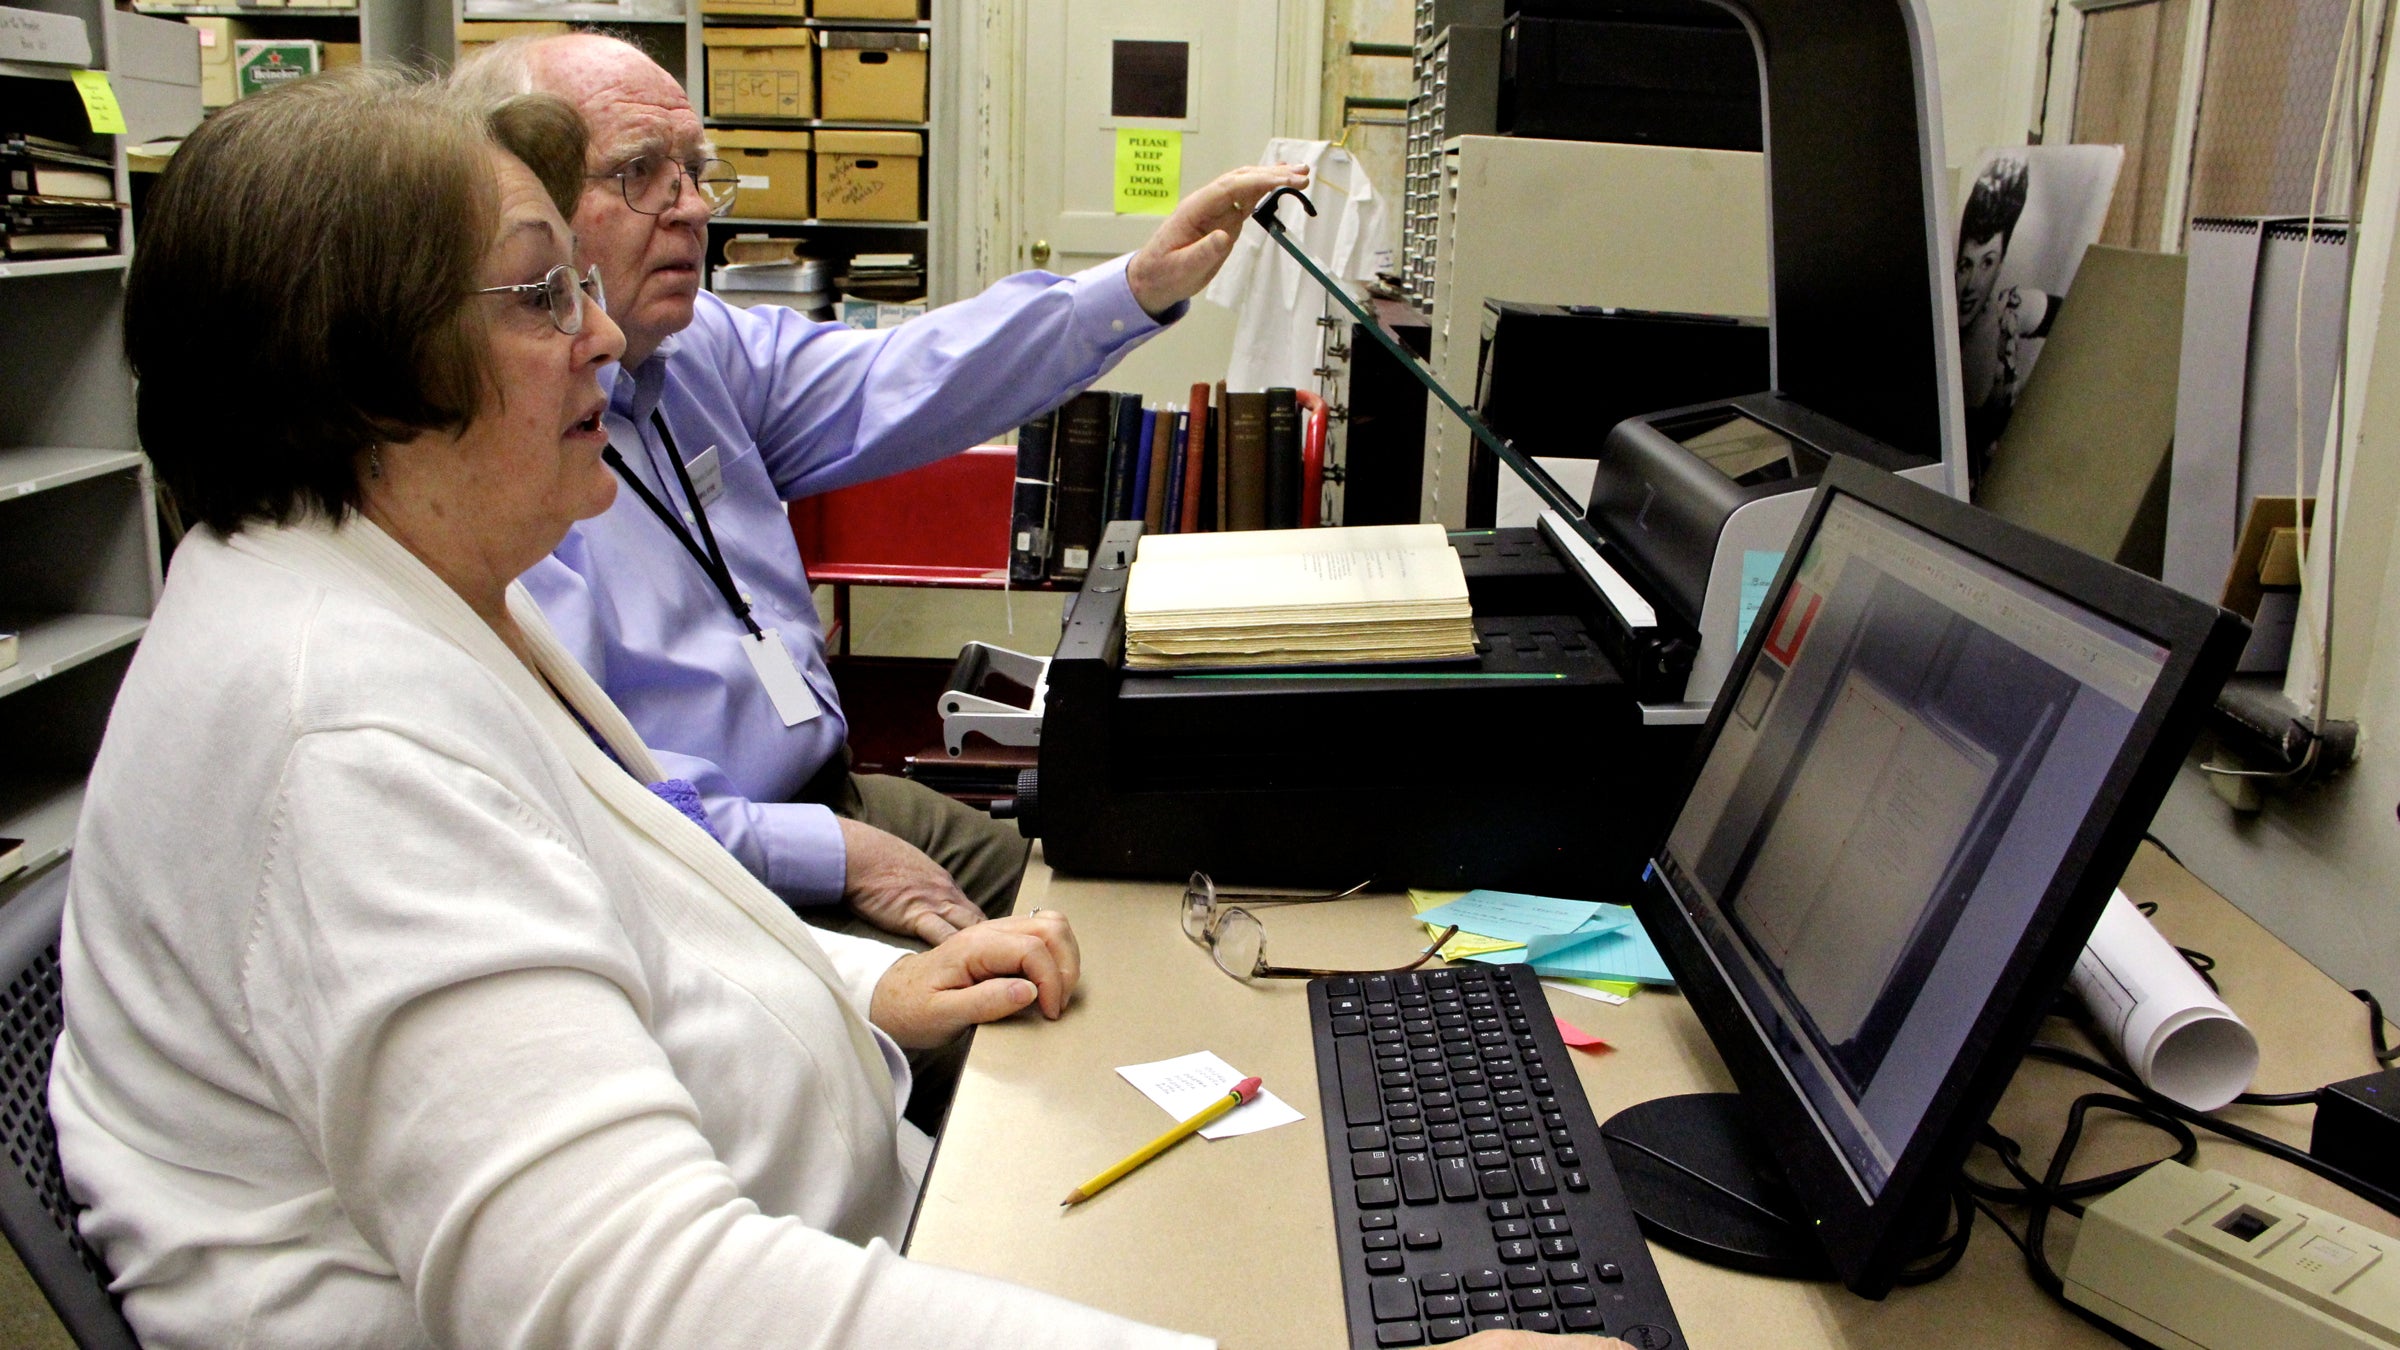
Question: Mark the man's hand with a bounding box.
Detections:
[837,817,987,945]
[1125,163,1311,318]
[868,911,1082,1049]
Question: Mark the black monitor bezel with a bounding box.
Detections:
[1635,455,2248,1297]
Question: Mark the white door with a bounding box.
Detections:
[1017,0,1293,404]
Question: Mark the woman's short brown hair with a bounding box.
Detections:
[127,69,587,535]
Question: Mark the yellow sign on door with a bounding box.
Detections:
[1113,128,1181,215]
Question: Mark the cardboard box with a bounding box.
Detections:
[321,40,360,69]
[713,129,810,219]
[456,20,571,59]
[812,0,918,17]
[704,27,813,120]
[700,0,802,17]
[185,16,251,107]
[817,30,926,122]
[235,39,317,98]
[813,129,918,220]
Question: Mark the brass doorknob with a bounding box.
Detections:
[1031,239,1052,267]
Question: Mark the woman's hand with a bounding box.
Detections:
[867,910,1082,1049]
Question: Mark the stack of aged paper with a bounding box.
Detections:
[1122,523,1477,670]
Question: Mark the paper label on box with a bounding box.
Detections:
[738,174,771,190]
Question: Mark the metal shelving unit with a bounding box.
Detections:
[0,5,197,906]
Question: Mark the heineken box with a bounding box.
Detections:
[236,39,318,98]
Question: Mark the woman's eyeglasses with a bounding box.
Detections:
[593,154,741,218]
[1181,872,1459,984]
[476,263,607,336]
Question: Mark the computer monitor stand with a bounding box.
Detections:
[1602,1094,1833,1278]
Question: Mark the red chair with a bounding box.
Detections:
[788,445,1018,655]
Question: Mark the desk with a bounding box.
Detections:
[907,845,2396,1348]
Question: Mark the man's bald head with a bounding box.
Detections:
[453,32,712,369]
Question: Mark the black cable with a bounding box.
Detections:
[2024,1041,2400,1217]
[2356,988,2400,1064]
[1893,1180,1976,1285]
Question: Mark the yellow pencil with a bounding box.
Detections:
[1060,1076,1264,1208]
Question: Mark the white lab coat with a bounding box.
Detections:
[1205,137,1398,392]
[50,515,1208,1350]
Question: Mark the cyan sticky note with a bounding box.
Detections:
[1739,549,1784,647]
[1467,904,1674,985]
[1412,890,1624,945]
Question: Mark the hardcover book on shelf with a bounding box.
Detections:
[1141,403,1174,532]
[1163,409,1190,535]
[1047,390,1114,578]
[1006,405,1059,584]
[1185,384,1219,530]
[1121,522,1478,670]
[1105,392,1145,525]
[1264,387,1300,529]
[1178,394,1208,534]
[2,135,114,201]
[1131,406,1158,532]
[1223,390,1269,532]
[1211,380,1230,532]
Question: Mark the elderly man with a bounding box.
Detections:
[452,36,1303,948]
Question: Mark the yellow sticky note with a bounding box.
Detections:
[1113,127,1180,215]
[70,70,127,136]
[1407,889,1526,961]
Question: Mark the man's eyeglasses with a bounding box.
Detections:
[592,154,741,218]
[1182,872,1459,984]
[476,263,607,336]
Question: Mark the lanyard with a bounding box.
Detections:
[603,410,763,639]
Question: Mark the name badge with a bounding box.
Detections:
[688,445,725,508]
[742,628,823,727]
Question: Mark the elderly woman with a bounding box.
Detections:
[47,69,1617,1350]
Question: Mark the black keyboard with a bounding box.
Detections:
[1309,963,1683,1349]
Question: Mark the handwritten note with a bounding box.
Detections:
[70,69,126,135]
[1115,1050,1302,1140]
[1412,890,1623,945]
[1113,128,1181,215]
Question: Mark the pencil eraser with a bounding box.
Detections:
[1232,1076,1262,1102]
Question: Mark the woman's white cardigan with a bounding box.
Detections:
[48,517,1206,1350]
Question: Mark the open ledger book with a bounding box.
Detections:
[1123,523,1477,670]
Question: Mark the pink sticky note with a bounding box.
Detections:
[1554,1017,1612,1052]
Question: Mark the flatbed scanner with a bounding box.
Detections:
[978,0,1971,894]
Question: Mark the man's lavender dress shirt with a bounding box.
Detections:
[522,256,1174,907]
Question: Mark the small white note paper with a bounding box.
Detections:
[1115,1050,1304,1140]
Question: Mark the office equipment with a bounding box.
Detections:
[1633,457,2245,1295]
[1011,0,1972,884]
[1472,301,1768,525]
[1309,963,1681,1346]
[1415,135,1769,527]
[1399,23,1501,310]
[2311,1068,2400,1201]
[1498,9,1761,151]
[2069,888,2259,1111]
[2062,1161,2400,1350]
[1063,1075,1263,1207]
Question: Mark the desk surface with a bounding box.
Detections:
[906,845,2395,1348]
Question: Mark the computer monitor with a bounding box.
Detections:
[1622,455,2246,1297]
